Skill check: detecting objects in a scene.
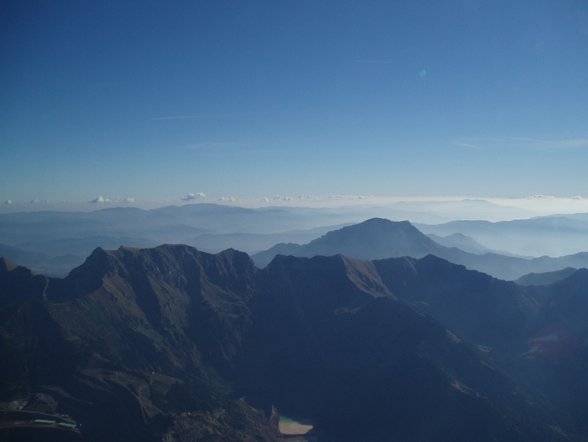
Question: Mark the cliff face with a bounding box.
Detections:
[0,246,577,441]
[1,245,274,441]
[243,254,561,442]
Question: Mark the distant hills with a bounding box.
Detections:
[417,214,588,257]
[426,232,498,255]
[0,204,353,276]
[253,218,588,280]
[3,204,588,277]
[516,267,579,286]
[4,245,587,441]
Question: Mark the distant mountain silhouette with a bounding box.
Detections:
[516,267,579,286]
[253,218,446,267]
[0,204,351,276]
[0,245,573,441]
[417,215,588,257]
[4,206,588,276]
[427,232,496,255]
[253,218,588,280]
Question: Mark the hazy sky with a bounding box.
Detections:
[2,0,588,206]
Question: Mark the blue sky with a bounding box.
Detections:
[2,0,588,206]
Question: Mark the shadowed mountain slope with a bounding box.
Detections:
[0,245,277,442]
[0,245,574,441]
[373,257,588,438]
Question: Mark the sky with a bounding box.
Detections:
[1,0,588,210]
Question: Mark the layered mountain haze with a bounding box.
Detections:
[5,204,588,277]
[426,233,499,255]
[253,218,588,280]
[417,215,588,257]
[0,205,354,276]
[2,245,580,441]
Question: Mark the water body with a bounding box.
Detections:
[278,415,313,436]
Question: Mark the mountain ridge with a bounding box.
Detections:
[1,244,574,441]
[253,218,588,280]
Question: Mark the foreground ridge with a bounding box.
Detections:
[1,244,584,441]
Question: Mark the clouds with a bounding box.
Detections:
[490,195,588,217]
[89,196,111,203]
[218,196,237,203]
[526,195,557,200]
[257,194,371,206]
[29,198,50,205]
[182,192,206,201]
[88,196,135,204]
[1,193,588,221]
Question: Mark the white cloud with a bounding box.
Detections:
[218,196,237,203]
[269,195,297,202]
[182,192,206,201]
[89,196,111,203]
[29,198,49,204]
[123,197,135,203]
[490,195,588,216]
[526,195,556,200]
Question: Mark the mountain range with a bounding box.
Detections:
[253,218,588,280]
[417,214,588,257]
[2,244,588,440]
[0,204,352,276]
[4,204,588,277]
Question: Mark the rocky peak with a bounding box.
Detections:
[0,257,18,274]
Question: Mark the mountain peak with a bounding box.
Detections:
[309,218,429,248]
[553,267,588,288]
[0,256,19,273]
[253,218,445,267]
[348,217,413,230]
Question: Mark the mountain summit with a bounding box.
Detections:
[253,218,445,267]
[253,218,588,280]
